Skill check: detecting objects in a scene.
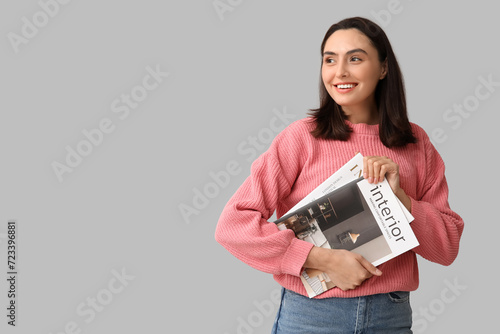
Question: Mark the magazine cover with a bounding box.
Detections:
[274,169,419,297]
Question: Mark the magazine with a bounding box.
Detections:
[274,154,419,298]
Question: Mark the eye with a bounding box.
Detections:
[324,58,335,64]
[350,56,362,62]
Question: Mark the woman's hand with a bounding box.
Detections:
[304,247,382,291]
[363,155,411,212]
[363,155,400,191]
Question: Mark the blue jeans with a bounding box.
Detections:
[272,289,412,334]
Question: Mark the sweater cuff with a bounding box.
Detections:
[409,197,434,246]
[409,197,427,230]
[280,238,315,277]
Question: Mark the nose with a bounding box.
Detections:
[336,60,348,79]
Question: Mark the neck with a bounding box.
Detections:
[341,96,379,124]
[343,107,378,125]
[345,112,377,124]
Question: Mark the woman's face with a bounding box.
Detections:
[321,28,387,119]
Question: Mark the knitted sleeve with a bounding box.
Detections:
[409,132,465,266]
[214,122,314,276]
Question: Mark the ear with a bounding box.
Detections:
[380,59,388,80]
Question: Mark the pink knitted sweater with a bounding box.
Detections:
[215,118,464,298]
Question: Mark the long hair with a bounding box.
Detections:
[309,17,417,147]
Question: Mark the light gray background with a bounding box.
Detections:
[0,1,497,333]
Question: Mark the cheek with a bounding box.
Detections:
[364,72,382,90]
[321,67,334,85]
[362,67,384,86]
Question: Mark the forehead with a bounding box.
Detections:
[323,29,375,54]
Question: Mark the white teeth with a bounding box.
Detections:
[337,84,355,89]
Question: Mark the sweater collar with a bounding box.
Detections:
[345,119,380,136]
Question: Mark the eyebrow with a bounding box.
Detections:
[323,48,368,57]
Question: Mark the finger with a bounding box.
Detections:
[358,256,382,276]
[372,159,382,184]
[378,163,387,183]
[364,156,375,183]
[363,156,369,180]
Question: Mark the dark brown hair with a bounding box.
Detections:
[309,17,417,147]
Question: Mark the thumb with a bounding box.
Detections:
[358,257,382,276]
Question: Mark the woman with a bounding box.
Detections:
[215,17,464,333]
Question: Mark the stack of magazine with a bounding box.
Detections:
[274,153,419,298]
